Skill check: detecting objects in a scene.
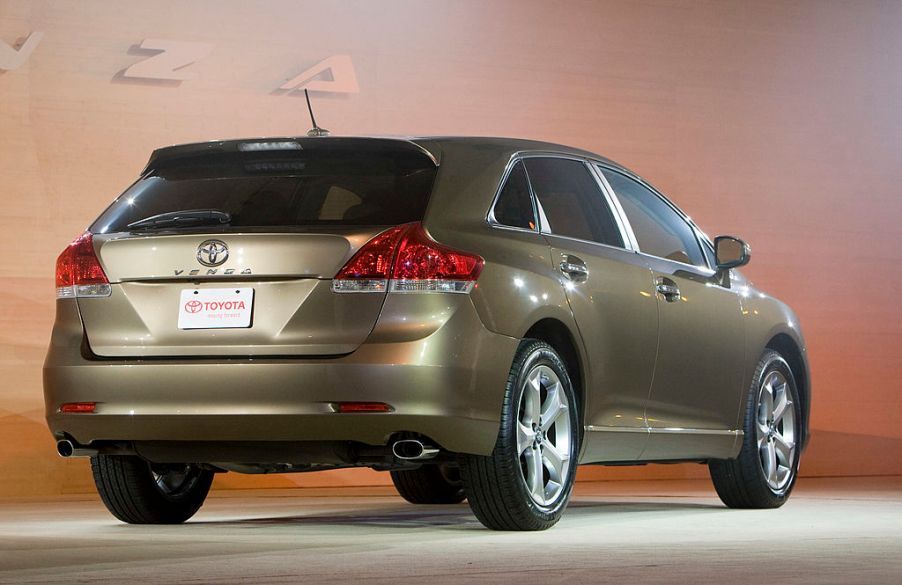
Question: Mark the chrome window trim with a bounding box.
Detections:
[485,155,540,234]
[511,152,636,252]
[539,228,639,255]
[589,163,640,252]
[596,163,716,274]
[633,248,717,278]
[518,155,551,234]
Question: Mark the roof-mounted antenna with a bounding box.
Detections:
[304,89,330,137]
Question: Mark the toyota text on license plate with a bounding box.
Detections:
[178,288,254,329]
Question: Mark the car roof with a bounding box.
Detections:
[412,136,622,166]
[143,135,633,176]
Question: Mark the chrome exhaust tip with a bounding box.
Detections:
[56,439,98,458]
[56,440,74,458]
[392,439,440,461]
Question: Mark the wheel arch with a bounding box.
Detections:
[523,318,586,427]
[765,332,811,450]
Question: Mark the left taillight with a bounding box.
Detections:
[55,232,111,299]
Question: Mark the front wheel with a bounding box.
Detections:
[91,455,214,524]
[459,339,579,531]
[709,350,802,508]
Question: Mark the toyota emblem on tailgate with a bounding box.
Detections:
[196,240,229,267]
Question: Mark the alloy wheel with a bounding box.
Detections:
[516,365,573,506]
[756,370,797,491]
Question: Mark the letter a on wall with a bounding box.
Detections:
[0,31,43,71]
[122,39,214,81]
[280,55,359,94]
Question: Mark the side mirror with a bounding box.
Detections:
[714,235,751,270]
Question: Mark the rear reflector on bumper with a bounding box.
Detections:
[59,402,97,413]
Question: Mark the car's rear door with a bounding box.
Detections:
[599,167,746,460]
[523,156,658,462]
[80,140,438,357]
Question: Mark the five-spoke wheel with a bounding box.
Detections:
[756,370,797,492]
[517,365,572,507]
[459,339,579,530]
[710,350,802,508]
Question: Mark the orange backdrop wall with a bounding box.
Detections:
[1,0,900,497]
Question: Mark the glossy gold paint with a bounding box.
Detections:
[44,137,809,467]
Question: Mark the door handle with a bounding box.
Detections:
[655,277,681,302]
[559,255,589,280]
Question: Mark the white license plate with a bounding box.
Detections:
[178,288,254,329]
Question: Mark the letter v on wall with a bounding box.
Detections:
[0,31,44,71]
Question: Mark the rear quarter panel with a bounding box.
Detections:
[418,142,581,344]
[416,142,589,449]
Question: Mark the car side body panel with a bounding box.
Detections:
[542,234,659,462]
[638,254,747,461]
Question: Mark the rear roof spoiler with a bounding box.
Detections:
[142,136,440,174]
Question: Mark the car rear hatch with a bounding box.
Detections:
[79,138,438,357]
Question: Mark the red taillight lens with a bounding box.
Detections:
[390,224,483,293]
[331,223,484,294]
[55,232,111,299]
[331,225,407,292]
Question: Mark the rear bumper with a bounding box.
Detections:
[44,295,518,456]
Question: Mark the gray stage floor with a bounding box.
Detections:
[1,477,900,584]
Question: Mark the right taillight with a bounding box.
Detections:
[389,223,483,293]
[332,223,483,294]
[55,232,111,299]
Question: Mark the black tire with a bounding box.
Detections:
[91,455,214,524]
[709,350,802,508]
[459,339,579,531]
[390,464,466,504]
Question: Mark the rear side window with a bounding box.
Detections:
[523,158,623,247]
[491,161,536,230]
[601,169,706,267]
[92,150,437,233]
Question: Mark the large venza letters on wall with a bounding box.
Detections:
[279,55,359,94]
[0,31,43,71]
[0,31,358,95]
[122,39,214,81]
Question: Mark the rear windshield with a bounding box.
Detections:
[92,150,437,233]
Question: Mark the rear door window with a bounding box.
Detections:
[92,150,437,233]
[523,158,624,247]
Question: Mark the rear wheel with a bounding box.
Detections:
[709,350,802,508]
[459,339,579,531]
[91,455,214,524]
[390,464,466,504]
